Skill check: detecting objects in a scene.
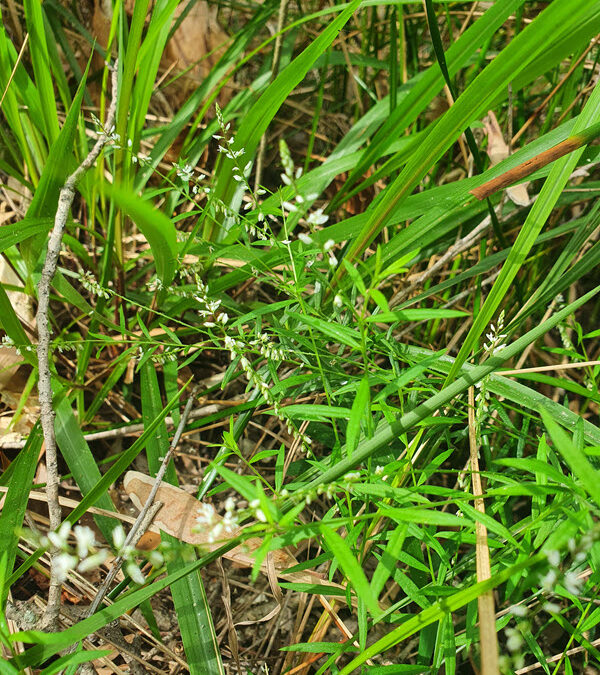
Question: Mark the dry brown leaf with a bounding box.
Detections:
[123,471,346,592]
[483,110,530,207]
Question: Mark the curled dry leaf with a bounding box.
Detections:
[483,110,530,207]
[123,471,351,594]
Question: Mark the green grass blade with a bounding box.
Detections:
[338,552,545,673]
[337,0,525,201]
[207,0,362,229]
[23,0,60,145]
[540,411,600,507]
[320,525,380,616]
[108,184,178,287]
[333,0,600,282]
[445,73,600,383]
[298,285,599,493]
[12,539,241,667]
[0,425,43,577]
[140,362,224,674]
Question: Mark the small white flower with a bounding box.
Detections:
[282,201,297,213]
[328,254,338,267]
[509,604,528,617]
[333,294,343,308]
[543,601,561,614]
[55,552,78,582]
[307,208,328,226]
[112,525,126,551]
[546,550,560,568]
[148,550,164,568]
[563,571,582,596]
[323,239,335,252]
[74,526,96,559]
[505,627,523,652]
[343,472,361,482]
[78,550,108,573]
[48,522,72,549]
[298,233,313,245]
[540,568,558,591]
[126,562,146,585]
[196,503,217,527]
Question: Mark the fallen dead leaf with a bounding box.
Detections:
[123,471,362,603]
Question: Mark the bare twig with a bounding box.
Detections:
[38,61,119,631]
[253,0,290,192]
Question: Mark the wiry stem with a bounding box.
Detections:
[38,62,119,630]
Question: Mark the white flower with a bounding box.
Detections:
[328,254,338,267]
[333,294,343,308]
[543,601,561,614]
[540,568,558,591]
[148,550,164,568]
[282,201,297,213]
[126,562,146,585]
[74,526,96,559]
[196,503,217,527]
[112,525,126,551]
[48,522,72,549]
[307,208,328,226]
[504,627,523,652]
[343,472,361,482]
[298,233,313,245]
[323,239,335,252]
[55,552,78,582]
[546,549,560,568]
[563,571,582,596]
[78,550,108,573]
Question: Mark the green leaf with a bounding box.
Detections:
[365,309,468,323]
[320,525,380,616]
[337,552,545,673]
[108,184,178,287]
[0,425,42,581]
[446,70,600,383]
[297,285,600,494]
[287,310,361,350]
[540,410,600,507]
[140,362,225,675]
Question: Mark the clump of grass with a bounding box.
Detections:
[1,1,600,673]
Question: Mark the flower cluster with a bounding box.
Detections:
[111,524,164,585]
[40,522,108,583]
[193,497,242,544]
[539,532,596,600]
[279,470,363,505]
[213,103,270,240]
[193,274,227,327]
[277,139,334,266]
[224,334,282,416]
[475,311,507,437]
[77,270,112,300]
